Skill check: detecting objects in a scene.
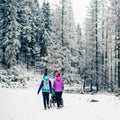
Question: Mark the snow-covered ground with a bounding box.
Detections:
[0,87,120,120]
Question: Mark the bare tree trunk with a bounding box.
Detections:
[2,46,6,65]
[90,80,93,92]
[118,5,120,88]
[61,0,64,75]
[95,0,99,92]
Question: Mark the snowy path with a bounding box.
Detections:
[0,88,120,120]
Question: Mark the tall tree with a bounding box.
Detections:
[84,0,101,91]
[18,0,41,69]
[95,0,99,91]
[18,0,33,69]
[0,0,21,68]
[76,23,83,74]
[40,1,51,57]
[51,0,79,82]
[109,0,120,88]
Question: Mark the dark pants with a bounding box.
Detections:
[42,92,50,109]
[55,92,62,108]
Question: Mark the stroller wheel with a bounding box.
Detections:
[50,99,52,108]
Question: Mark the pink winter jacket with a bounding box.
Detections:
[53,77,64,92]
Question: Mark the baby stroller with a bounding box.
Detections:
[50,89,64,108]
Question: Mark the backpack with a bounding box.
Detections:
[42,80,50,92]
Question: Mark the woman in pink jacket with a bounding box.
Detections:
[53,72,64,109]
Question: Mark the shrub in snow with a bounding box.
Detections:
[0,65,40,88]
[0,67,26,88]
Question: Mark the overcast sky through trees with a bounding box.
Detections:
[38,0,90,28]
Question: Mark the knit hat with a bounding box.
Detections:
[43,68,48,77]
[56,72,61,78]
[44,71,48,76]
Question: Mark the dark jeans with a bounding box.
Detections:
[42,92,50,109]
[55,92,62,108]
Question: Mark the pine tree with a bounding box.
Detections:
[40,1,51,57]
[18,0,41,69]
[99,0,110,90]
[50,0,79,82]
[109,0,120,88]
[0,0,21,68]
[76,24,83,74]
[76,23,82,59]
[84,0,101,91]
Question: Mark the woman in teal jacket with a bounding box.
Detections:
[37,76,52,110]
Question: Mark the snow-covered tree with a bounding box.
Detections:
[18,0,42,69]
[84,0,101,91]
[83,0,120,91]
[40,1,51,57]
[34,1,53,74]
[76,23,83,76]
[108,0,120,88]
[0,0,21,68]
[49,0,79,82]
[97,0,116,91]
